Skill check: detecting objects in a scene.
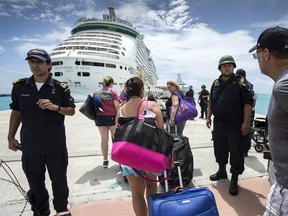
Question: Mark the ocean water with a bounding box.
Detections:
[0,94,272,116]
[0,96,11,111]
[254,93,271,116]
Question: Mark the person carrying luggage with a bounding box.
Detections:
[165,80,187,135]
[115,77,165,216]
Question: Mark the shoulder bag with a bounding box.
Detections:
[79,95,96,120]
[171,91,198,124]
[111,100,173,173]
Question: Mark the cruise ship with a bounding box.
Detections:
[49,7,158,101]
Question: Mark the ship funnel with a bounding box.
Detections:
[103,14,109,20]
[108,7,116,19]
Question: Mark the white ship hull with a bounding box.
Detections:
[50,7,157,102]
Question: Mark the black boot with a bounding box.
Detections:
[229,174,239,196]
[210,164,227,181]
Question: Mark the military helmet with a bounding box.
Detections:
[201,85,206,88]
[218,55,236,69]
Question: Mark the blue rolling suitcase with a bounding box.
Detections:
[148,162,219,216]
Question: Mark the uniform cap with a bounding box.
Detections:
[25,48,51,61]
[249,26,288,53]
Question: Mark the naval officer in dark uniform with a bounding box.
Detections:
[7,49,75,216]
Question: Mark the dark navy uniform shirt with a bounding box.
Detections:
[10,76,75,154]
[210,74,253,129]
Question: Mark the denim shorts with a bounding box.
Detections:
[121,165,161,177]
[95,115,116,126]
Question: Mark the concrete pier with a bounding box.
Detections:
[0,104,270,215]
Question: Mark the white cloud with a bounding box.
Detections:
[251,14,288,29]
[11,36,40,42]
[143,26,255,86]
[106,0,273,93]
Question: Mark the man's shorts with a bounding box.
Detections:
[95,115,116,126]
[264,181,288,215]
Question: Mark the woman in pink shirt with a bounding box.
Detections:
[94,76,120,168]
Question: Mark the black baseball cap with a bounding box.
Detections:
[249,26,288,53]
[235,69,246,77]
[25,48,51,61]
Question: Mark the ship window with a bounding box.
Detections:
[121,52,125,56]
[77,51,120,59]
[120,66,123,69]
[75,60,105,67]
[54,72,63,76]
[77,72,90,77]
[74,82,81,84]
[123,47,126,51]
[82,61,104,67]
[106,63,116,68]
[125,67,127,70]
[49,72,53,77]
[52,61,63,66]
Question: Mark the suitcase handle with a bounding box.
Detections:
[175,161,183,188]
[167,125,177,134]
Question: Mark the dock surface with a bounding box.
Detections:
[0,104,270,215]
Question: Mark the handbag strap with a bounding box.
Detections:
[137,99,149,120]
[174,90,183,100]
[132,153,173,182]
[136,99,145,116]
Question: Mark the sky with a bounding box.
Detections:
[0,0,288,94]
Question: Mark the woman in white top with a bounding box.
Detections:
[115,77,164,216]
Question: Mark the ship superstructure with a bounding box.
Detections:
[49,7,157,101]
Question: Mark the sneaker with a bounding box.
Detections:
[103,160,109,168]
[53,210,71,216]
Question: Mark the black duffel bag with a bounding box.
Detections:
[159,129,194,186]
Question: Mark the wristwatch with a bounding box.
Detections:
[56,105,61,112]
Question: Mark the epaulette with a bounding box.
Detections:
[213,79,218,86]
[12,78,27,85]
[54,80,68,89]
[59,82,68,89]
